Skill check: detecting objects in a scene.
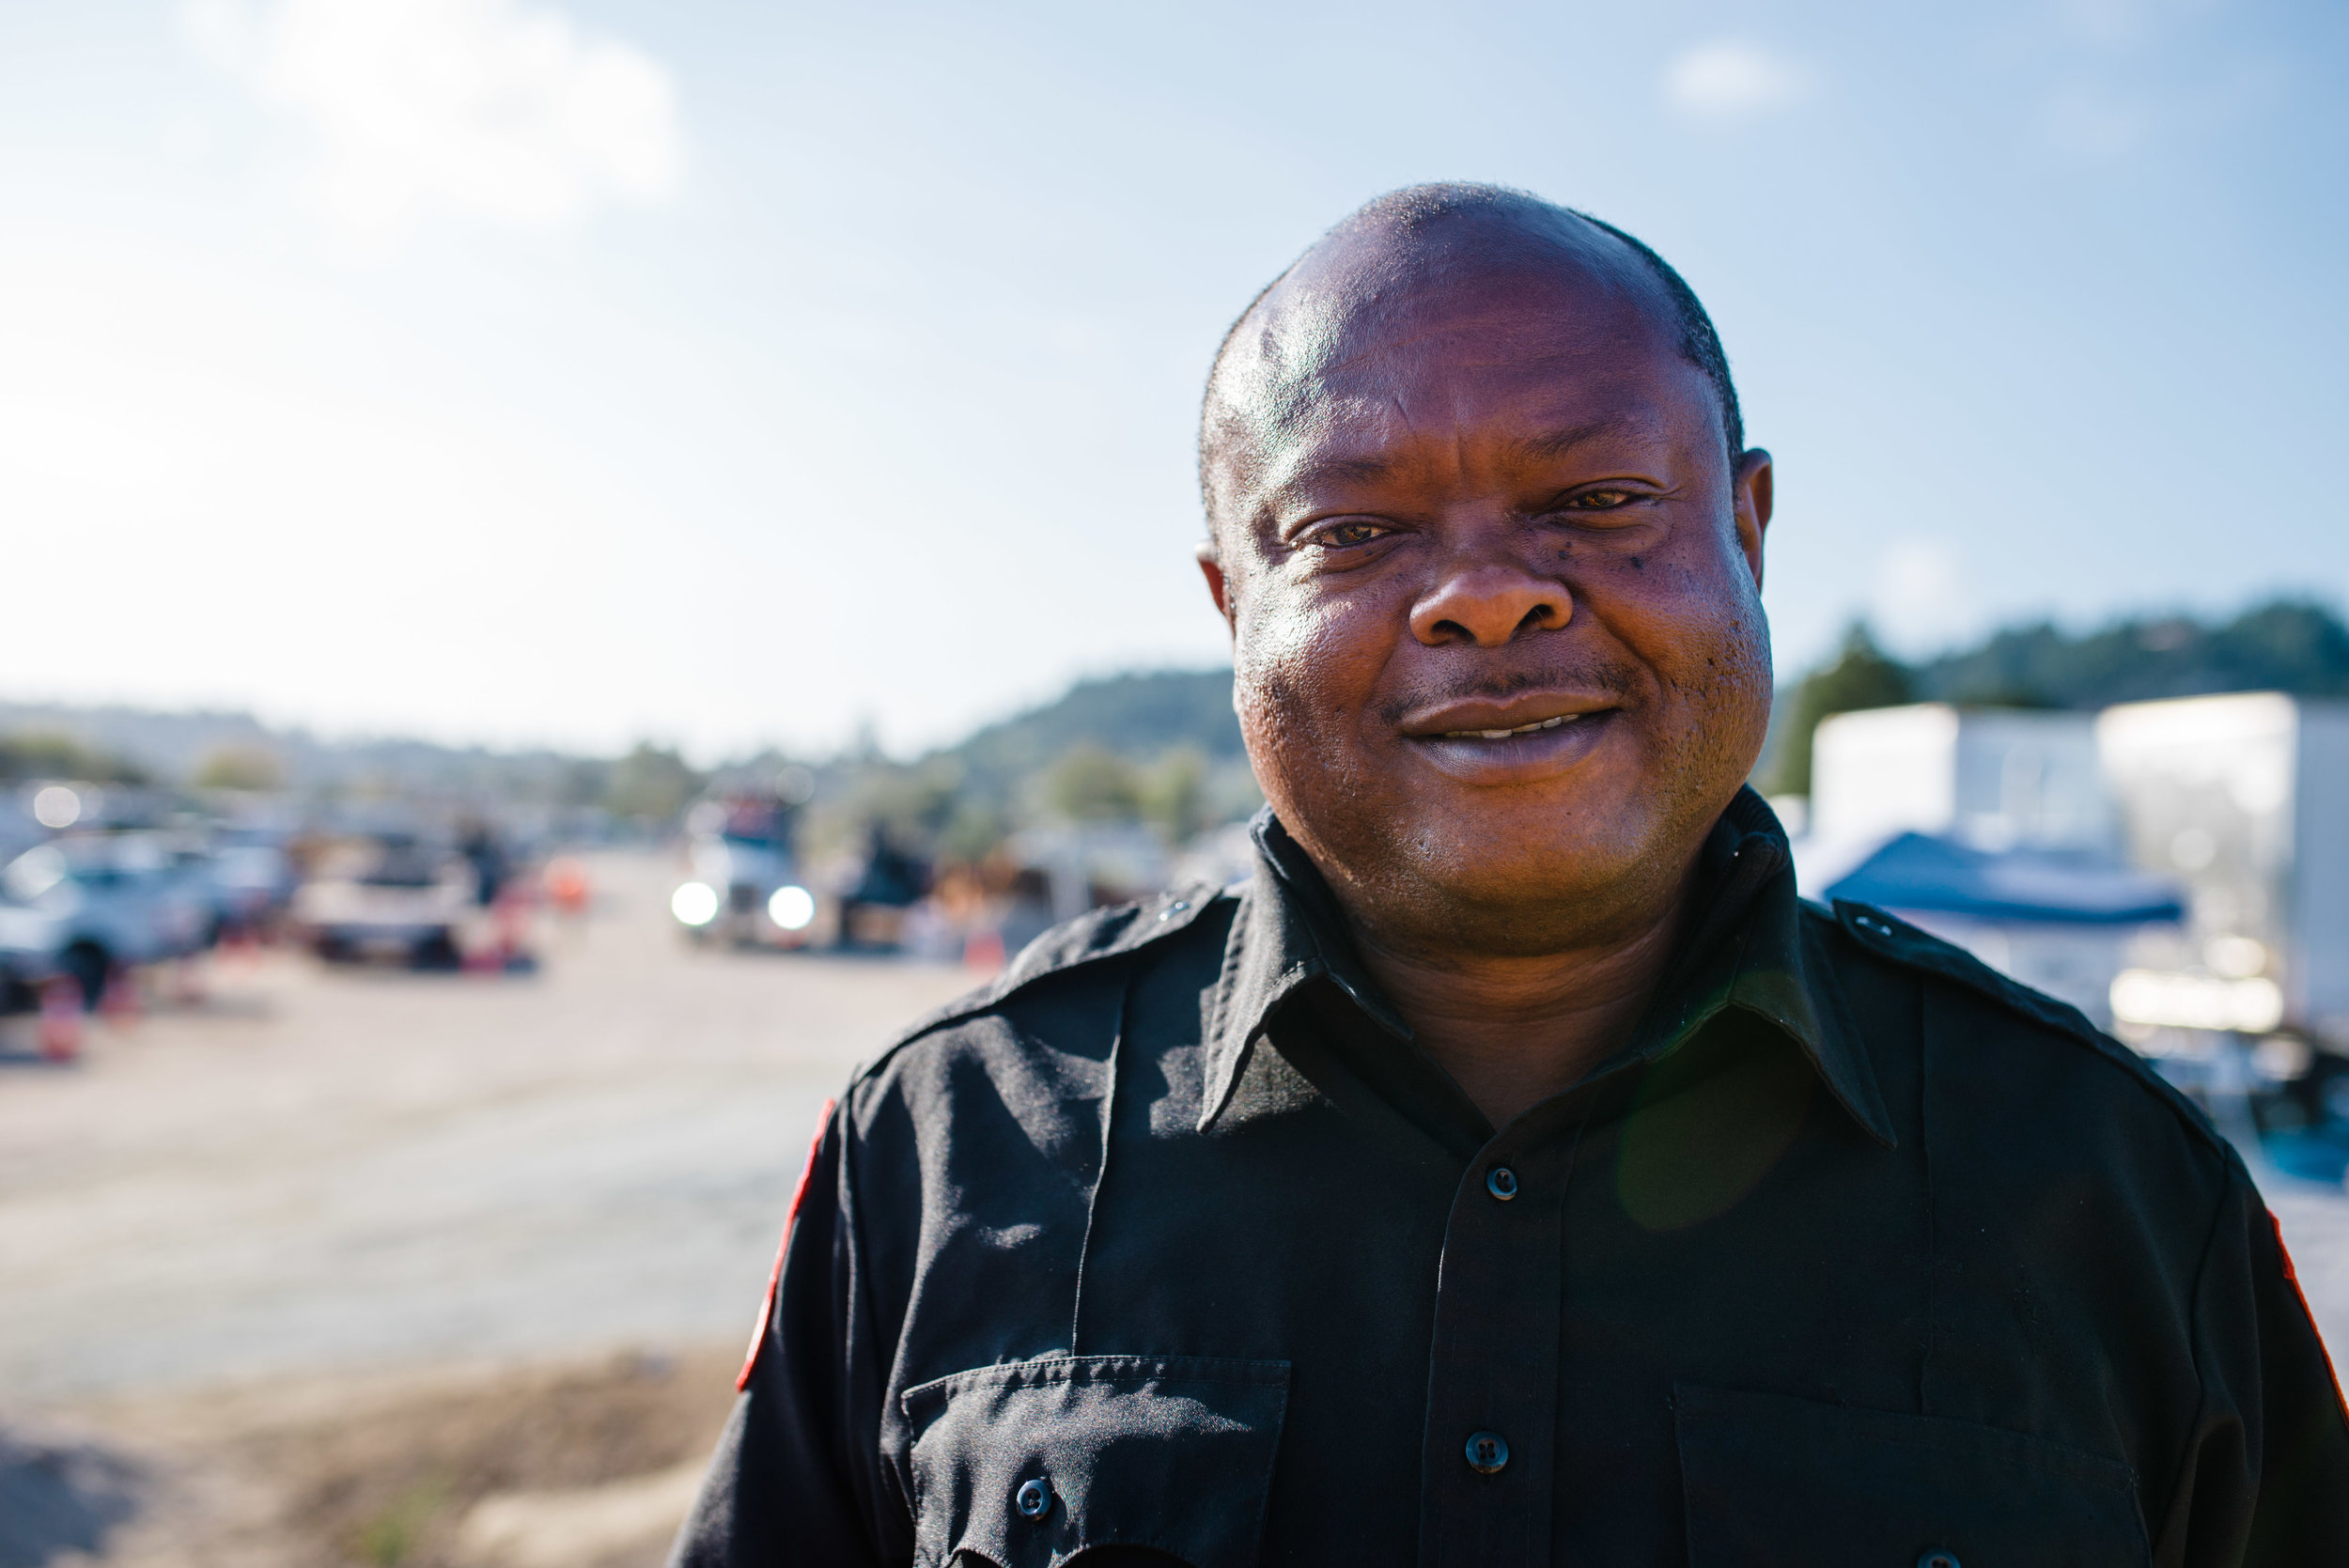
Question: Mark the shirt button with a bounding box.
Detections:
[1486,1166,1518,1202]
[1015,1477,1052,1518]
[1464,1430,1509,1474]
[1916,1555,1959,1568]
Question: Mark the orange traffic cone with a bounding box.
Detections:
[38,976,84,1062]
[545,856,591,917]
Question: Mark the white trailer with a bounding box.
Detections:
[1810,704,2112,852]
[2096,693,2349,1040]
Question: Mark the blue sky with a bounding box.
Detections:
[1,0,2341,758]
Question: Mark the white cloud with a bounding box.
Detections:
[184,0,682,247]
[1662,39,1817,121]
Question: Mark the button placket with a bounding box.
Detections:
[1416,1117,1581,1568]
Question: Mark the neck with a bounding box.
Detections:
[1340,874,1700,1129]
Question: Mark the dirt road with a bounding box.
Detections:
[0,849,972,1404]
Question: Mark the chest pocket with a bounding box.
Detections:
[900,1354,1289,1567]
[1675,1383,2148,1568]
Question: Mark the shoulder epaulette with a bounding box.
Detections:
[1819,898,2235,1161]
[871,881,1231,1062]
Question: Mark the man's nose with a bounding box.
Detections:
[1408,564,1570,647]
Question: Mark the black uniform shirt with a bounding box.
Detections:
[673,789,2349,1566]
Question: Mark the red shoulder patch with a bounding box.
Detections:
[2271,1209,2349,1430]
[738,1097,836,1392]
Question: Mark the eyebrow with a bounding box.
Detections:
[1270,411,1652,498]
[1514,411,1649,462]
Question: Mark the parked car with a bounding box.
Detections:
[291,834,474,967]
[670,795,821,949]
[201,829,300,937]
[0,832,218,1008]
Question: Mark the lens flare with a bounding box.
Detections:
[32,786,81,830]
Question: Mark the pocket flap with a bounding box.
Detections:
[901,1355,1290,1567]
[1675,1383,2147,1568]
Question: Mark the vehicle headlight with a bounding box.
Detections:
[671,881,720,926]
[769,885,816,931]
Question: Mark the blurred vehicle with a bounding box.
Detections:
[1808,705,2112,854]
[670,795,821,949]
[202,828,301,937]
[2097,693,2349,1039]
[291,834,474,968]
[832,830,930,951]
[2095,693,2349,1177]
[0,832,218,1008]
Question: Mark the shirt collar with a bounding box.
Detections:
[1198,787,1894,1148]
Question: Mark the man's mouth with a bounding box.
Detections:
[1397,696,1618,783]
[1437,713,1584,740]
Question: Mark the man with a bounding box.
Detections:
[674,184,2349,1565]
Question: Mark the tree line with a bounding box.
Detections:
[1760,598,2349,797]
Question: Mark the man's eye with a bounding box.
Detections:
[1564,489,1638,510]
[1315,520,1390,548]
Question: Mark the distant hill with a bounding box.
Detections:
[0,699,606,806]
[0,703,280,783]
[1909,600,2349,709]
[936,668,1241,791]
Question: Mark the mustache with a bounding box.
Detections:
[1372,659,1641,727]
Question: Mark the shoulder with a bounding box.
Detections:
[843,882,1236,1123]
[1805,896,2239,1172]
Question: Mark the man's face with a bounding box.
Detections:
[1203,233,1774,955]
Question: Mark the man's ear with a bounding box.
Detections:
[1732,448,1772,591]
[1197,539,1236,630]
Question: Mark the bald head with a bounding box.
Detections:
[1200,184,1742,541]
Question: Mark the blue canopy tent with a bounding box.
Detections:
[1824,832,2186,925]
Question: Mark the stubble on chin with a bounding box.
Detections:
[1240,607,1773,963]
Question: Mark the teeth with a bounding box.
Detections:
[1441,714,1579,740]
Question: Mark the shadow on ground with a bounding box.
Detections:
[0,1430,144,1568]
